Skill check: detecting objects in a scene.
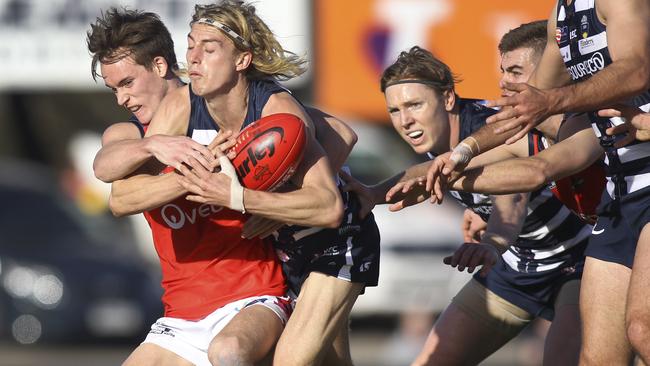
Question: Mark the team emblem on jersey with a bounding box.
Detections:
[580,15,589,38]
[556,26,568,44]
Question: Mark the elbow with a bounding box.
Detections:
[108,193,139,217]
[528,158,552,190]
[343,129,358,153]
[108,195,127,217]
[93,160,112,183]
[630,58,650,92]
[322,190,345,228]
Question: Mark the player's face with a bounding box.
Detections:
[101,56,168,125]
[385,83,454,155]
[186,24,244,97]
[499,47,537,97]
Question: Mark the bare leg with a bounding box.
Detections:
[274,272,363,366]
[543,280,581,366]
[208,305,284,366]
[627,224,650,363]
[322,319,354,366]
[122,343,194,366]
[412,279,530,366]
[579,257,632,365]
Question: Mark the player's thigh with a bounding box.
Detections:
[275,272,363,364]
[413,279,530,366]
[123,343,194,366]
[579,256,632,364]
[285,271,363,340]
[544,280,581,366]
[626,224,650,354]
[209,304,284,362]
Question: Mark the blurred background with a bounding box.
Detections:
[0,0,554,365]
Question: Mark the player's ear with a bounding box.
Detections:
[443,90,456,112]
[153,56,169,77]
[235,51,252,72]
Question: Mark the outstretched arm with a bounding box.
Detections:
[453,127,602,195]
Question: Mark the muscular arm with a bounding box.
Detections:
[243,132,344,227]
[107,87,192,215]
[108,164,185,216]
[307,107,357,172]
[545,0,650,114]
[182,93,344,228]
[93,122,147,182]
[453,123,603,194]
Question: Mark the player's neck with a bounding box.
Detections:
[447,102,461,149]
[204,77,249,132]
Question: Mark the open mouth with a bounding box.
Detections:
[128,105,142,114]
[407,130,424,139]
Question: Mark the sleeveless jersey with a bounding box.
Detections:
[556,0,650,199]
[434,99,591,273]
[530,127,606,224]
[142,81,287,320]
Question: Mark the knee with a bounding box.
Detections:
[208,335,251,366]
[627,315,650,353]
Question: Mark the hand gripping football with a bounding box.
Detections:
[231,113,307,191]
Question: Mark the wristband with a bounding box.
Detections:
[449,142,474,165]
[218,155,246,214]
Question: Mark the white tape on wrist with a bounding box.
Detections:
[218,155,245,214]
[449,142,474,165]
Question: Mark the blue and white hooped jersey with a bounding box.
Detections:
[435,99,591,273]
[556,0,650,199]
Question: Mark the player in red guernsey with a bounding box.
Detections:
[88,9,290,366]
[89,5,363,366]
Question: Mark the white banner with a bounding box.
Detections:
[0,0,311,90]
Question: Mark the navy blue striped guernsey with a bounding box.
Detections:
[556,0,650,199]
[429,99,591,274]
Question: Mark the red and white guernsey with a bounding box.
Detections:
[143,187,286,320]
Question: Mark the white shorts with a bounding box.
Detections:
[143,295,292,366]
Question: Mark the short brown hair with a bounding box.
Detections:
[87,7,177,81]
[498,20,547,59]
[380,46,460,94]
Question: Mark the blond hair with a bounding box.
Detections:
[191,0,306,80]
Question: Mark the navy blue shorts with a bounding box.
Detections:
[274,193,381,297]
[474,240,586,321]
[585,185,650,268]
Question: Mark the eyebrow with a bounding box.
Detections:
[103,76,132,90]
[505,65,523,72]
[187,33,221,44]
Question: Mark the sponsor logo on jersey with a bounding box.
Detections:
[556,26,569,44]
[580,15,589,38]
[160,203,223,229]
[567,52,605,80]
[150,322,176,337]
[578,32,607,55]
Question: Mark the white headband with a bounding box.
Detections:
[192,18,251,49]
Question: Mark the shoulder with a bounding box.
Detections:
[146,85,191,136]
[101,121,143,145]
